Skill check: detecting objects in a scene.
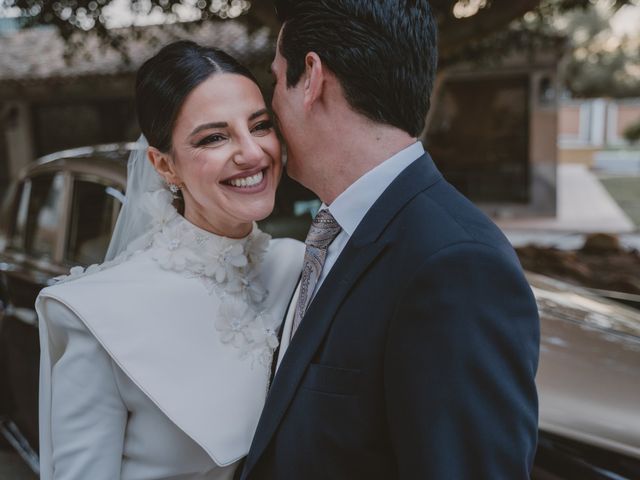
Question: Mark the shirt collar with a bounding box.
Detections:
[325,141,425,236]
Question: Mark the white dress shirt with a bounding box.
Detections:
[276,141,425,368]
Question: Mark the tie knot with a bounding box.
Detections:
[306,209,342,250]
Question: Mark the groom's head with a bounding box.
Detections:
[273,0,438,137]
[271,0,437,187]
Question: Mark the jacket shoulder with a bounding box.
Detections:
[394,178,517,262]
[39,251,153,300]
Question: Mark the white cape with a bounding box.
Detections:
[37,237,303,479]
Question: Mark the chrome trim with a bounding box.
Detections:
[0,261,17,273]
[56,171,73,265]
[33,142,143,168]
[16,142,142,180]
[4,305,38,327]
[539,421,640,461]
[106,186,126,204]
[536,430,640,479]
[0,417,40,475]
[584,288,640,309]
[1,244,71,279]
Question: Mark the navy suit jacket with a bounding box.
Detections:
[240,153,540,479]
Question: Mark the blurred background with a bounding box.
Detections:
[0,1,639,478]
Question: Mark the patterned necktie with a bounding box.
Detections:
[290,209,342,339]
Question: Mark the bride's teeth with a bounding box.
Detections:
[229,171,263,188]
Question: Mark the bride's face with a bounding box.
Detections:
[156,73,281,238]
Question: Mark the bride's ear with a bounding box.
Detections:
[147,147,181,186]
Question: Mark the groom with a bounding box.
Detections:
[240,1,540,478]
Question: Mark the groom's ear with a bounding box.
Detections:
[147,147,181,186]
[302,52,324,111]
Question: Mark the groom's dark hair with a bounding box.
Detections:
[275,0,438,137]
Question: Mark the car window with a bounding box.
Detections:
[24,173,65,260]
[65,178,123,266]
[6,181,28,250]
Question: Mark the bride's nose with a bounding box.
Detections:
[232,134,263,167]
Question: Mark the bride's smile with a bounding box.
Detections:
[222,167,268,190]
[149,73,282,239]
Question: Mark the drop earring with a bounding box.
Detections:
[168,183,181,197]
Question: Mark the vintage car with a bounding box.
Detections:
[0,145,639,478]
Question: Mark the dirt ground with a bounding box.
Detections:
[517,233,640,295]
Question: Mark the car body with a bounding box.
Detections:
[529,272,640,479]
[0,145,639,478]
[0,144,133,472]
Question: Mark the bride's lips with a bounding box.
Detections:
[220,166,269,194]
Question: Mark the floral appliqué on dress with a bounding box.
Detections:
[55,188,279,367]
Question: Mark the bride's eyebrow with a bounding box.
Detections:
[189,109,269,137]
[190,121,227,137]
[249,108,269,121]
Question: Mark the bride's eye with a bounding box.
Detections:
[196,133,227,146]
[251,120,274,136]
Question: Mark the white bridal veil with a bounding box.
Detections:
[104,135,166,261]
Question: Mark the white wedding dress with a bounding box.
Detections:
[36,185,303,480]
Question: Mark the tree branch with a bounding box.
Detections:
[439,0,543,58]
[246,0,279,32]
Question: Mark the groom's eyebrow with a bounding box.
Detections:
[189,109,270,137]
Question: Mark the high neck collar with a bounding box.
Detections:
[59,188,271,293]
[150,212,271,302]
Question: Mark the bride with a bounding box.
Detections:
[36,40,303,480]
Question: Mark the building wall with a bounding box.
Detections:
[558,147,601,165]
[423,65,559,218]
[558,98,640,166]
[0,74,139,186]
[616,103,640,140]
[31,98,137,157]
[559,105,581,137]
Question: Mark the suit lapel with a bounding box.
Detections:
[243,239,388,475]
[243,153,443,476]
